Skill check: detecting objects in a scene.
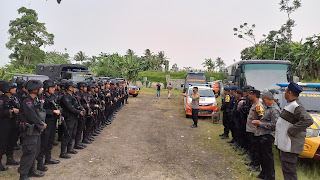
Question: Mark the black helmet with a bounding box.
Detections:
[77,82,88,88]
[97,81,104,86]
[65,81,76,90]
[43,80,56,89]
[87,83,95,91]
[1,81,17,93]
[26,80,43,91]
[16,79,27,89]
[59,79,68,87]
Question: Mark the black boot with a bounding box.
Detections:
[37,160,48,171]
[6,156,20,166]
[60,147,71,159]
[19,174,30,180]
[67,149,78,154]
[82,139,92,144]
[45,155,60,165]
[74,144,85,149]
[28,168,45,177]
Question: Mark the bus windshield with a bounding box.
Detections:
[241,64,291,91]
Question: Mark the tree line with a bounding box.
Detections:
[234,0,320,80]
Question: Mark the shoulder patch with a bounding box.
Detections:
[256,105,264,116]
[26,101,33,108]
[225,95,230,102]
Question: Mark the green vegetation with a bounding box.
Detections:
[138,71,227,83]
[234,0,320,80]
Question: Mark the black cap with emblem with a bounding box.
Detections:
[249,89,261,98]
[26,80,43,91]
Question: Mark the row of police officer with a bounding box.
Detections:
[0,78,129,180]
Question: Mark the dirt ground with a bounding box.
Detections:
[1,93,238,180]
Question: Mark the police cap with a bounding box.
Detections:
[26,80,43,91]
[288,82,303,96]
[224,87,230,91]
[242,85,255,92]
[43,80,56,89]
[230,86,237,90]
[16,79,27,89]
[110,82,115,85]
[249,89,261,97]
[236,89,243,95]
[1,81,17,93]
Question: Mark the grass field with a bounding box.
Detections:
[140,88,320,179]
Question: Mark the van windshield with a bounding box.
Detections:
[240,64,291,91]
[189,88,214,97]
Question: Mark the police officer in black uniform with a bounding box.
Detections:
[74,82,89,149]
[83,83,99,143]
[57,79,68,142]
[220,87,231,139]
[59,81,84,159]
[228,86,237,143]
[18,80,47,180]
[0,82,20,171]
[36,80,60,172]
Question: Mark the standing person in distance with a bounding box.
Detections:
[275,82,313,180]
[167,83,173,99]
[191,87,199,128]
[156,82,161,99]
[18,80,47,180]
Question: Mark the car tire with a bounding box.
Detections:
[132,94,138,97]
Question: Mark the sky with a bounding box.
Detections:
[0,0,319,69]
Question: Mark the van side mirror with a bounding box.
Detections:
[296,69,301,78]
[235,68,241,77]
[181,84,184,88]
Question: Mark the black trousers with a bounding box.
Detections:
[238,122,247,149]
[75,117,86,146]
[18,135,41,175]
[37,119,56,161]
[280,151,299,180]
[247,132,260,167]
[61,118,78,152]
[83,116,93,141]
[192,109,199,126]
[223,112,230,136]
[258,134,275,180]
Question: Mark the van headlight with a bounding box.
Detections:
[306,128,320,138]
[187,98,192,105]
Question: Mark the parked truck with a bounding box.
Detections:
[36,64,94,82]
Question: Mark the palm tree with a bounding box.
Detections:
[156,51,168,71]
[216,57,226,72]
[202,58,215,72]
[126,49,135,57]
[74,51,88,64]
